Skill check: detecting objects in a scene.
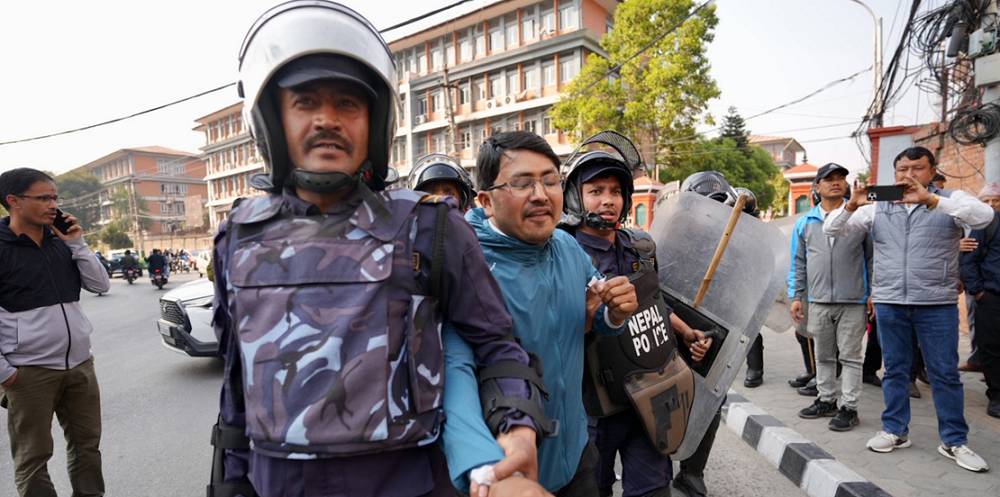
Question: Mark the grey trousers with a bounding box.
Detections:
[808,303,868,409]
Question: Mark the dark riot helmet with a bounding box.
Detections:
[561,130,642,229]
[680,171,735,204]
[238,1,398,194]
[408,154,476,211]
[729,186,760,217]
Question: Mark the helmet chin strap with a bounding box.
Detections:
[583,211,618,230]
[290,168,361,194]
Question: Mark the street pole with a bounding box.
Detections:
[984,1,1000,184]
[848,0,883,127]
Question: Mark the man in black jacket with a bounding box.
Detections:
[0,167,111,497]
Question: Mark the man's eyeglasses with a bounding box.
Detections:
[17,195,63,203]
[486,174,564,198]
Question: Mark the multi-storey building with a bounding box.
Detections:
[388,0,620,179]
[193,102,266,230]
[75,146,208,235]
[748,135,806,172]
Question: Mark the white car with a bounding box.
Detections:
[157,278,219,357]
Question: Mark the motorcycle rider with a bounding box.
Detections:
[146,248,167,280]
[559,131,711,497]
[209,3,548,496]
[120,249,139,278]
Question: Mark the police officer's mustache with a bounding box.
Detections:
[304,131,354,156]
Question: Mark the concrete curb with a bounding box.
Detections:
[721,389,893,497]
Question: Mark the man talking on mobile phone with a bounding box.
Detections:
[0,167,111,496]
[824,147,994,472]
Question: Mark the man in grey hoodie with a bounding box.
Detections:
[0,168,111,496]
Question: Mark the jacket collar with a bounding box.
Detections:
[466,208,552,263]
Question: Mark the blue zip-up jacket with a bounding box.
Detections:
[787,204,872,303]
[961,210,1000,296]
[440,208,626,492]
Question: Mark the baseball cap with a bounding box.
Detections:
[814,163,849,183]
[578,158,630,183]
[274,54,378,100]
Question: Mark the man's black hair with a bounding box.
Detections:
[0,168,55,210]
[476,131,561,190]
[893,147,937,168]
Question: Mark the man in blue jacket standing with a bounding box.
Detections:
[441,131,638,496]
[960,189,1000,418]
[789,163,872,431]
[825,147,994,472]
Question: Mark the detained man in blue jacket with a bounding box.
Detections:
[440,131,639,496]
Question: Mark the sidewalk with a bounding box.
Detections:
[727,324,1000,497]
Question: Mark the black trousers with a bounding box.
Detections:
[863,318,883,377]
[975,290,1000,403]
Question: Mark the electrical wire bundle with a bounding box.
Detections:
[948,101,1000,144]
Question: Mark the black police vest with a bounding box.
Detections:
[582,230,677,417]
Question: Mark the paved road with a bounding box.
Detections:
[0,271,805,496]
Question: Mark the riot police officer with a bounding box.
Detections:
[409,154,476,213]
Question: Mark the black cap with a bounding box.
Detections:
[932,172,946,182]
[274,54,378,100]
[814,163,849,183]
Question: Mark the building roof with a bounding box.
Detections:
[749,135,806,154]
[783,162,819,181]
[75,146,201,172]
[193,102,243,129]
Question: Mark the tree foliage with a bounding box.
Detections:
[661,138,781,210]
[100,221,133,249]
[550,0,720,163]
[718,106,750,151]
[54,170,104,231]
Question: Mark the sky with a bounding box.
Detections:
[0,0,933,180]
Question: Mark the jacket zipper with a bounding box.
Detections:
[40,248,72,369]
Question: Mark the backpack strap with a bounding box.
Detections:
[428,203,448,300]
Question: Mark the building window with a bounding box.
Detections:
[416,50,427,73]
[541,1,555,35]
[559,53,579,82]
[795,195,810,214]
[430,91,442,112]
[635,203,647,228]
[523,119,536,134]
[459,82,470,105]
[418,97,428,116]
[542,60,556,87]
[523,67,538,90]
[542,115,553,135]
[473,79,486,101]
[393,138,407,164]
[445,42,456,67]
[461,131,472,150]
[522,16,536,42]
[474,29,485,57]
[489,74,502,99]
[432,132,447,154]
[160,183,189,196]
[459,36,472,62]
[489,20,503,53]
[431,47,443,71]
[157,158,185,176]
[414,134,428,156]
[505,14,518,46]
[506,69,519,94]
[558,2,577,30]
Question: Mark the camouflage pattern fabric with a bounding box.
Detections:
[222,189,446,457]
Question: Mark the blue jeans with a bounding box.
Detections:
[875,304,968,446]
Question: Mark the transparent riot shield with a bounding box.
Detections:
[649,192,791,460]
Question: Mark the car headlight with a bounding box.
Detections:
[182,296,214,308]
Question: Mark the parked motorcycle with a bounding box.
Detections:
[151,268,168,290]
[125,267,137,284]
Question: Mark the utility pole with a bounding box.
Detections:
[848,0,884,127]
[128,179,145,257]
[442,67,460,160]
[983,1,1000,185]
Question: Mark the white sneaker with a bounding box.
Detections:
[866,431,911,453]
[938,445,989,472]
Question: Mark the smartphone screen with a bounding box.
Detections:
[866,185,905,202]
[52,209,75,235]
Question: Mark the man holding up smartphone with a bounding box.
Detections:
[824,147,994,472]
[0,168,111,496]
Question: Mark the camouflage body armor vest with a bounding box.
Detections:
[582,229,694,454]
[223,189,446,458]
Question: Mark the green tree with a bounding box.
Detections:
[661,138,781,210]
[100,221,133,249]
[856,168,871,184]
[718,106,750,151]
[769,174,790,217]
[109,185,151,231]
[54,170,104,231]
[550,0,720,163]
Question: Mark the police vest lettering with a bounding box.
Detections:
[628,304,670,357]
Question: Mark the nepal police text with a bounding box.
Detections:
[628,305,669,357]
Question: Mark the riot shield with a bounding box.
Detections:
[649,192,791,460]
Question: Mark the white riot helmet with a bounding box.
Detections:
[238,0,398,193]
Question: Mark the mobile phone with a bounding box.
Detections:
[52,209,75,235]
[865,185,905,202]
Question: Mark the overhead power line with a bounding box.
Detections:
[0,1,475,147]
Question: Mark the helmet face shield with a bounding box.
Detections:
[238,1,398,191]
[561,131,643,229]
[681,171,734,204]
